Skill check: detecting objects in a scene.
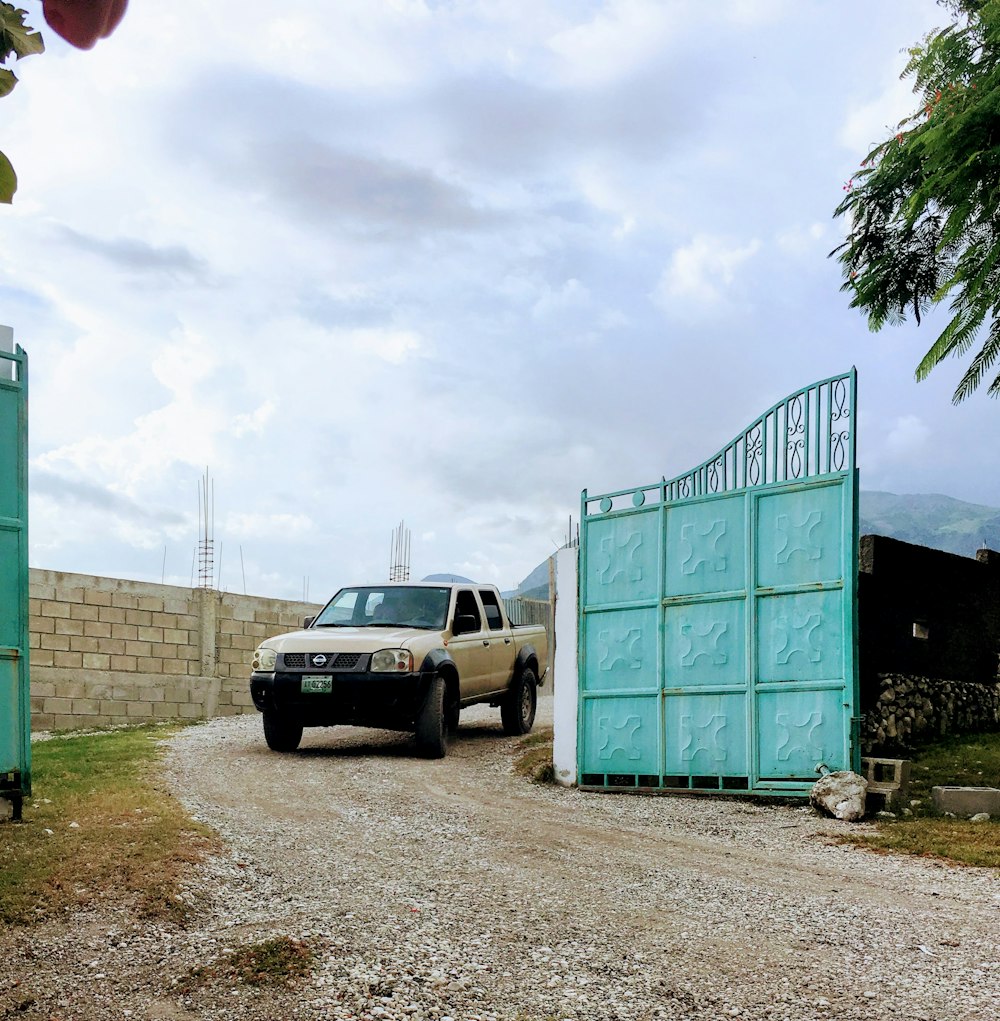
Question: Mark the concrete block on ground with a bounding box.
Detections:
[931,786,1000,817]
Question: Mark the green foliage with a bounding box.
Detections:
[0,3,44,203]
[832,0,1000,402]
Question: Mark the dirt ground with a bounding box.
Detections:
[2,698,999,1021]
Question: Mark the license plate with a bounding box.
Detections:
[301,675,332,694]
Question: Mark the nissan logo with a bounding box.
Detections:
[311,654,328,667]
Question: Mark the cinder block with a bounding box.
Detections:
[932,786,1000,817]
[31,649,55,667]
[125,609,152,627]
[31,616,55,634]
[136,658,164,674]
[52,714,83,730]
[137,625,164,643]
[112,593,139,609]
[150,612,177,629]
[31,713,55,731]
[231,635,255,651]
[178,703,203,719]
[164,598,194,615]
[29,583,56,600]
[126,701,154,717]
[54,617,85,636]
[137,596,164,612]
[110,655,138,672]
[53,651,83,669]
[84,589,113,607]
[29,598,42,616]
[82,653,112,671]
[162,627,187,645]
[99,606,127,625]
[98,638,127,656]
[43,696,73,714]
[219,618,243,635]
[165,684,192,703]
[29,632,40,649]
[30,681,56,698]
[71,698,100,715]
[70,636,100,654]
[146,688,166,702]
[70,603,100,622]
[176,613,199,629]
[57,586,85,605]
[55,681,86,699]
[112,623,139,641]
[84,620,113,640]
[99,700,129,718]
[41,600,72,619]
[254,610,279,626]
[112,685,139,701]
[153,701,180,718]
[125,641,152,658]
[40,633,71,652]
[151,642,178,659]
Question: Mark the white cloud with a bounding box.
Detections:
[225,512,315,539]
[885,414,931,459]
[653,234,762,309]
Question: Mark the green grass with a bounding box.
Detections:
[181,937,317,990]
[514,726,555,784]
[845,731,1000,868]
[0,724,216,925]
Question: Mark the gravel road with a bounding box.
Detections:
[3,699,999,1021]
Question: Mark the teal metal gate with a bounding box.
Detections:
[578,370,858,795]
[0,341,29,819]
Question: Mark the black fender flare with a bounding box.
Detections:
[417,649,460,701]
[514,644,541,687]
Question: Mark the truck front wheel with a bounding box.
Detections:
[501,666,537,736]
[415,675,450,758]
[262,711,303,752]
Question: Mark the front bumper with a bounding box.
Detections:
[250,670,434,729]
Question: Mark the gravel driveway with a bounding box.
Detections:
[3,699,999,1021]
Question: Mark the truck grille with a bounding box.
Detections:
[282,652,365,670]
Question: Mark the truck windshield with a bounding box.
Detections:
[313,586,450,630]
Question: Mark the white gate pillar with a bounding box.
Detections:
[552,544,579,786]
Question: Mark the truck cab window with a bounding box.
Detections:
[454,589,482,631]
[479,589,504,631]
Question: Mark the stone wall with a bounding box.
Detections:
[861,672,1000,755]
[858,535,1000,754]
[28,569,320,731]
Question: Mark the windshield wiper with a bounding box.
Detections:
[313,622,349,627]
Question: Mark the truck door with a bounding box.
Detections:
[478,588,515,696]
[449,589,492,698]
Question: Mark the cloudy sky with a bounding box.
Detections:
[1,0,995,599]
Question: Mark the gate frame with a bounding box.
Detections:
[577,369,859,796]
[0,342,29,820]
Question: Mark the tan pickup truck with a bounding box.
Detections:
[250,582,548,757]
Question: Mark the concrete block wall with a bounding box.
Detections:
[28,569,319,731]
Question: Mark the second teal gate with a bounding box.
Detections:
[578,370,858,795]
[0,339,29,819]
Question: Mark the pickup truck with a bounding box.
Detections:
[249,582,548,757]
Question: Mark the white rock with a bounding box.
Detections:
[810,771,868,822]
[970,812,991,823]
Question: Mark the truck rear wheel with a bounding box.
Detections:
[262,711,303,752]
[415,675,449,758]
[501,666,537,735]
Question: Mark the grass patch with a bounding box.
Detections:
[514,726,554,784]
[844,731,1000,868]
[181,936,316,990]
[0,724,217,925]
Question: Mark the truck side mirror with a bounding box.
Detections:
[452,614,477,636]
[303,616,315,628]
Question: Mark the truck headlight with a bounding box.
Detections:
[252,646,277,672]
[370,649,413,673]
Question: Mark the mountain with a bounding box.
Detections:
[859,491,1000,558]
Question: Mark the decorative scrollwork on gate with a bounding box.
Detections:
[583,369,856,515]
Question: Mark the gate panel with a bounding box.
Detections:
[0,339,29,819]
[579,370,858,796]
